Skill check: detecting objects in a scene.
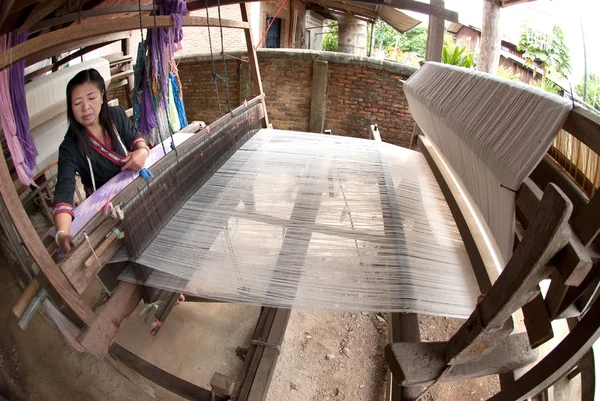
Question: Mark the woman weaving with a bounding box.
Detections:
[52,68,150,253]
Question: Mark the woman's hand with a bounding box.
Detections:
[57,232,74,254]
[121,148,149,172]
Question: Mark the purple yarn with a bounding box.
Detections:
[9,30,38,171]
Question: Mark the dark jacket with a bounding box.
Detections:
[52,106,144,219]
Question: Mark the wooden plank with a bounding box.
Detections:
[562,107,600,157]
[109,343,227,401]
[488,296,600,401]
[522,291,554,349]
[110,69,133,82]
[77,282,141,359]
[18,0,65,33]
[446,183,572,365]
[386,333,538,386]
[240,3,269,127]
[0,15,249,71]
[12,278,40,319]
[0,125,96,326]
[247,308,291,401]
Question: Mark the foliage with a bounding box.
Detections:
[575,73,600,111]
[441,44,475,68]
[517,24,571,85]
[369,20,428,58]
[322,20,338,52]
[497,65,521,81]
[533,79,561,95]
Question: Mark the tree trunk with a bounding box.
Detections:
[477,0,501,74]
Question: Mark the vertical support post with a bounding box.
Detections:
[425,0,444,62]
[239,61,252,102]
[309,60,328,133]
[121,37,134,107]
[368,20,375,57]
[240,3,270,127]
[477,0,501,73]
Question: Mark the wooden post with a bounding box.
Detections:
[369,20,375,57]
[477,0,501,73]
[425,0,444,62]
[240,3,270,127]
[121,37,134,108]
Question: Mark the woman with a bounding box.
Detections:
[53,68,150,253]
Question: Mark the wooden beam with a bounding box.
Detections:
[0,128,96,326]
[522,292,554,349]
[425,0,444,62]
[446,183,572,365]
[109,343,228,401]
[26,31,133,68]
[0,15,249,71]
[240,3,269,127]
[563,107,600,157]
[18,0,65,33]
[348,0,458,22]
[77,282,141,359]
[29,4,155,34]
[316,0,378,19]
[386,333,537,386]
[488,296,600,401]
[51,40,116,71]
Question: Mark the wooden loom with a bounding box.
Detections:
[0,2,599,401]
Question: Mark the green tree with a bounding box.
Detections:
[517,24,571,86]
[442,44,475,68]
[575,73,600,111]
[322,20,338,51]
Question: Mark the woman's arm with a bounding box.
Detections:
[53,144,77,253]
[112,106,149,171]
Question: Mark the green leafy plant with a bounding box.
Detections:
[517,24,571,86]
[575,73,600,111]
[441,44,475,68]
[322,20,338,51]
[497,65,521,81]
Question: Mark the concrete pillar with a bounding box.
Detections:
[337,15,367,57]
[309,60,328,133]
[239,61,252,102]
[425,0,445,62]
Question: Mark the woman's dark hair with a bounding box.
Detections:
[66,68,119,159]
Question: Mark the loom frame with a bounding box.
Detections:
[0,2,599,401]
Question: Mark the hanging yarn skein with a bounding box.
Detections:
[9,29,37,173]
[0,34,33,186]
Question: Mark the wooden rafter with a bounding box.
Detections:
[29,5,154,34]
[0,0,17,29]
[500,0,536,7]
[315,0,378,20]
[18,0,65,33]
[0,15,249,71]
[351,0,458,22]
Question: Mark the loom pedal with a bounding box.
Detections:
[385,332,538,387]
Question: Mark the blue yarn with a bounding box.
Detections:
[139,168,153,182]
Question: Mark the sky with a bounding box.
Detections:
[403,0,599,84]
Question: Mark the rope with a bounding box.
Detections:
[415,365,452,401]
[256,0,289,48]
[216,0,232,114]
[205,0,223,117]
[84,232,103,271]
[250,339,281,353]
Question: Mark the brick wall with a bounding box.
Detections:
[107,85,130,110]
[326,63,414,145]
[177,50,417,148]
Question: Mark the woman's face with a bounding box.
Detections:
[71,82,103,128]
